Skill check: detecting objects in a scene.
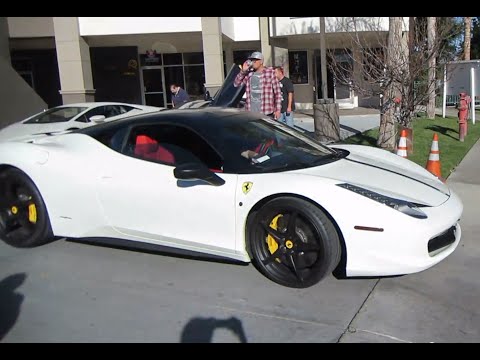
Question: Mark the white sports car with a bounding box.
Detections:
[0,108,462,288]
[0,102,163,142]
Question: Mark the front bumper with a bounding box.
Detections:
[344,190,463,277]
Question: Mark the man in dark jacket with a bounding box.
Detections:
[170,84,190,108]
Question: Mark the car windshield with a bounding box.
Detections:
[24,107,88,124]
[213,116,339,173]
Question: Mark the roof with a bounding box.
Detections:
[78,108,261,137]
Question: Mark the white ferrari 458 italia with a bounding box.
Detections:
[0,108,462,288]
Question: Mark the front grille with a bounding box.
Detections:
[428,225,456,255]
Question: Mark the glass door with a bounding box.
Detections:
[141,67,166,107]
[314,55,335,100]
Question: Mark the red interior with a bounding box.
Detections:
[134,135,175,164]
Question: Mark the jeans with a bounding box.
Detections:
[278,112,294,128]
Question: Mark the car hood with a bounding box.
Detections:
[293,144,450,207]
[0,122,72,142]
[208,64,245,108]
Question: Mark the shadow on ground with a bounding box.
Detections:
[180,316,248,343]
[426,125,459,141]
[0,273,26,341]
[341,132,377,146]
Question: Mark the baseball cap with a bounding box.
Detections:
[248,51,264,61]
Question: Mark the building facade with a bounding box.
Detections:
[4,17,409,113]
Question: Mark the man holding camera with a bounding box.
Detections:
[234,52,282,120]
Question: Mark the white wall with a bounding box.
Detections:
[221,17,235,40]
[232,18,260,41]
[78,17,202,36]
[8,17,54,38]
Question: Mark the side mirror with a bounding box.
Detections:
[173,162,225,186]
[90,115,106,123]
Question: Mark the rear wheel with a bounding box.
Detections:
[0,168,54,248]
[247,197,341,288]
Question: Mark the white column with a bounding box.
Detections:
[259,17,272,67]
[53,17,95,104]
[201,17,224,95]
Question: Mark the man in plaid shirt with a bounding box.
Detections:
[234,52,282,120]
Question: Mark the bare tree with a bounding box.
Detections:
[427,17,436,119]
[327,17,460,150]
[464,17,472,60]
[376,17,403,150]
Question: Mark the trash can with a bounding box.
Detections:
[313,99,340,143]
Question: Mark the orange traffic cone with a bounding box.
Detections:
[426,133,442,179]
[396,129,408,158]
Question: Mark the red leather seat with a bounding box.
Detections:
[134,135,158,157]
[134,135,175,164]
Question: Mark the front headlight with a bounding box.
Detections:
[337,183,428,219]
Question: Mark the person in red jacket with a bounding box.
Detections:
[234,51,282,120]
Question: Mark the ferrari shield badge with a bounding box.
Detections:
[242,181,253,194]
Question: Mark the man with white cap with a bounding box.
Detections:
[234,51,282,120]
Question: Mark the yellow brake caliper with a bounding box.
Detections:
[267,214,283,262]
[28,203,37,224]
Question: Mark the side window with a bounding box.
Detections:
[118,105,135,114]
[76,106,106,123]
[124,124,223,171]
[103,105,122,118]
[91,125,130,153]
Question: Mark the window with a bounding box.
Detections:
[163,53,183,66]
[184,65,205,99]
[183,52,204,65]
[118,105,135,113]
[124,124,223,170]
[139,51,162,66]
[212,117,335,174]
[78,106,112,123]
[92,124,130,152]
[25,107,88,124]
[289,51,309,84]
[329,49,353,84]
[362,48,385,81]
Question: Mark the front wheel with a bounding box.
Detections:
[0,168,54,248]
[247,197,341,288]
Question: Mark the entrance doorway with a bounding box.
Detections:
[141,66,166,108]
[314,51,353,102]
[314,55,334,101]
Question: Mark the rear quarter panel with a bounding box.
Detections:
[0,135,112,238]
